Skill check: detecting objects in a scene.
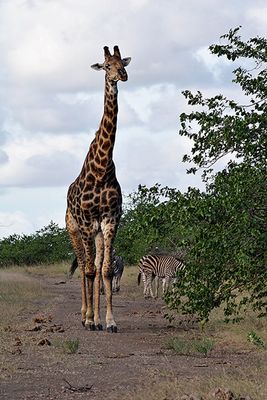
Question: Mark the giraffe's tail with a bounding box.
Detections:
[68,257,78,279]
[137,272,141,286]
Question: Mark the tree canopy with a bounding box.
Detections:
[167,27,267,321]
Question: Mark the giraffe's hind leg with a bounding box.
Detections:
[66,209,87,326]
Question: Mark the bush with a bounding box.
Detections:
[0,221,74,267]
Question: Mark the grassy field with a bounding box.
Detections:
[0,269,47,326]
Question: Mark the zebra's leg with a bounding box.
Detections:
[115,276,121,292]
[162,277,170,294]
[171,277,178,293]
[142,272,148,297]
[154,276,160,298]
[112,277,116,293]
[100,276,105,294]
[147,275,154,298]
[162,277,166,294]
[144,274,153,298]
[112,276,119,293]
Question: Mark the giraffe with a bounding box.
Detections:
[66,46,131,332]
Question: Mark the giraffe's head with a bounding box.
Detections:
[91,46,131,82]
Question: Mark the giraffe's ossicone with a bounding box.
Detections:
[66,45,131,332]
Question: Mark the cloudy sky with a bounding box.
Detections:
[0,0,266,238]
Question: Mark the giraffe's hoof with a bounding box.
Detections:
[96,324,103,331]
[107,325,117,333]
[85,322,96,331]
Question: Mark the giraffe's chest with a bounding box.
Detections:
[68,178,122,222]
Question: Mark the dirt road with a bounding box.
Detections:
[0,268,265,399]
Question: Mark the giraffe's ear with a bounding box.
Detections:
[91,63,104,71]
[122,57,131,67]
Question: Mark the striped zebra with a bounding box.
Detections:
[69,251,124,293]
[137,254,185,298]
[111,255,124,292]
[101,253,124,293]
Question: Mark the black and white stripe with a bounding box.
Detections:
[111,255,124,292]
[138,254,185,298]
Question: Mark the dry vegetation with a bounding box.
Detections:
[0,269,48,327]
[0,263,266,400]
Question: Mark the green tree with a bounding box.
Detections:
[166,27,267,321]
[115,183,194,264]
[0,221,73,267]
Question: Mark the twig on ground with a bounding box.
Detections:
[63,379,93,393]
[63,378,93,393]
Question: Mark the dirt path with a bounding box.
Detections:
[0,271,265,400]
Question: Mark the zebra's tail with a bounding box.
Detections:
[68,256,78,278]
[137,272,141,286]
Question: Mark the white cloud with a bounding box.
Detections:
[0,149,9,164]
[247,4,267,34]
[0,132,88,187]
[0,211,35,237]
[194,46,231,81]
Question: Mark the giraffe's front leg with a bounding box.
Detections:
[93,232,104,331]
[85,275,95,330]
[83,238,96,331]
[101,221,117,333]
[102,269,117,332]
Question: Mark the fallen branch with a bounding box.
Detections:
[63,378,93,393]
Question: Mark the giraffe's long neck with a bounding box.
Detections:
[93,77,118,170]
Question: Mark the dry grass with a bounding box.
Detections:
[0,269,51,379]
[123,367,267,400]
[24,261,70,277]
[120,264,142,300]
[0,270,48,327]
[203,304,267,354]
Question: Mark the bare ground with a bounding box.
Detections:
[0,268,266,400]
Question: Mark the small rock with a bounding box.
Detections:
[11,348,22,355]
[3,325,12,332]
[28,325,42,332]
[212,388,235,399]
[37,338,51,346]
[14,337,22,346]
